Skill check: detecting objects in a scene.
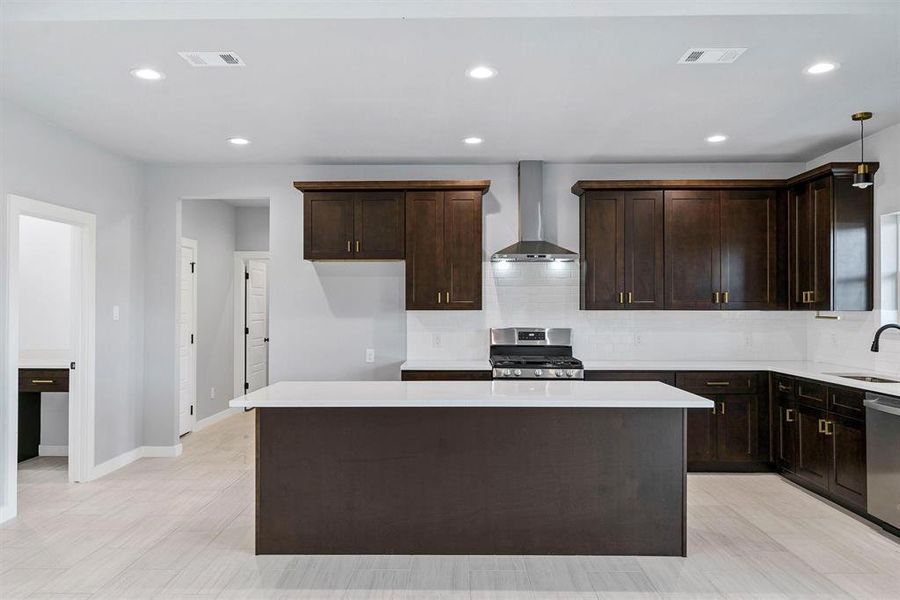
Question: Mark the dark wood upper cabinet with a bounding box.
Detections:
[664,190,721,310]
[573,163,876,312]
[405,191,445,310]
[625,191,665,309]
[406,189,483,310]
[790,174,874,311]
[579,190,662,310]
[354,191,405,259]
[580,191,625,309]
[303,192,355,259]
[721,190,777,309]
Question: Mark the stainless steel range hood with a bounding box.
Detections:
[490,161,578,262]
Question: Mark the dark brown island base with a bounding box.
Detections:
[235,380,713,556]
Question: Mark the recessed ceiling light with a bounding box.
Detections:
[227,137,250,146]
[806,62,838,75]
[706,134,728,143]
[463,137,483,145]
[467,66,497,79]
[130,67,164,81]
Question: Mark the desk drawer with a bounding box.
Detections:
[19,369,69,392]
[676,372,758,394]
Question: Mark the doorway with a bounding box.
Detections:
[2,195,96,521]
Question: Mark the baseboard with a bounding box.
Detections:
[0,503,16,524]
[38,444,68,457]
[90,443,183,480]
[195,406,242,431]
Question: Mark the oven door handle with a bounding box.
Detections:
[864,398,900,417]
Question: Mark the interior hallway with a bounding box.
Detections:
[2,411,899,599]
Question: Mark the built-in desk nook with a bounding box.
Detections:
[18,367,69,462]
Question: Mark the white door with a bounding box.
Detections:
[179,239,197,435]
[245,259,268,392]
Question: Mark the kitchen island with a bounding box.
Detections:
[231,380,712,556]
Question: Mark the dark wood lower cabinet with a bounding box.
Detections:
[796,403,830,491]
[775,394,798,473]
[401,370,491,381]
[716,395,759,462]
[686,403,717,463]
[828,413,866,509]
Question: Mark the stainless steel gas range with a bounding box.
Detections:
[490,327,584,379]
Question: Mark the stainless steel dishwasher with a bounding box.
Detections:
[864,392,900,531]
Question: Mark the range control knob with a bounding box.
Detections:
[514,369,522,377]
[503,369,511,377]
[555,369,564,377]
[534,369,543,377]
[566,370,576,378]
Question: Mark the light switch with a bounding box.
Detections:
[365,348,375,363]
[210,387,215,399]
[112,305,120,321]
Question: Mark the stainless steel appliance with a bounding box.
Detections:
[490,327,583,379]
[864,392,900,532]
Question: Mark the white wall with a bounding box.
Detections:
[1,101,145,477]
[181,200,237,421]
[803,123,900,375]
[18,215,74,366]
[235,206,269,251]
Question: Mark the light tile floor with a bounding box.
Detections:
[2,410,899,599]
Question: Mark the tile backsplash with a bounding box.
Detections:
[407,262,809,362]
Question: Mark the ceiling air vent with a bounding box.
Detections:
[678,48,747,64]
[178,51,246,67]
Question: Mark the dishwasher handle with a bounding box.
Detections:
[864,398,900,417]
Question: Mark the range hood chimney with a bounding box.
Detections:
[490,160,578,262]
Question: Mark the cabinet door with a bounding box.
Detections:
[687,400,717,465]
[828,414,866,510]
[405,191,444,309]
[624,191,664,309]
[303,192,355,259]
[354,192,405,259]
[443,190,482,310]
[716,395,760,462]
[796,404,829,491]
[721,190,777,309]
[664,191,721,309]
[580,191,625,309]
[809,177,833,311]
[776,399,799,472]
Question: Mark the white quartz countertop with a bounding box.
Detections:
[401,360,492,371]
[401,359,900,397]
[230,380,714,409]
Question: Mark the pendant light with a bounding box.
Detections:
[851,111,874,189]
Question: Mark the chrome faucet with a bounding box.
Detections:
[870,323,900,352]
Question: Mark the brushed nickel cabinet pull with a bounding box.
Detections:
[818,418,826,433]
[445,292,450,303]
[722,291,729,304]
[627,291,633,304]
[785,408,795,422]
[31,379,54,384]
[825,421,834,436]
[347,240,351,252]
[713,291,721,304]
[618,292,624,304]
[712,403,716,415]
[437,292,441,304]
[356,240,360,253]
[719,402,726,415]
[778,383,791,393]
[705,381,730,387]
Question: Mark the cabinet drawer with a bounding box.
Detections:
[828,386,865,419]
[401,370,491,381]
[18,369,69,393]
[795,379,827,409]
[585,371,676,385]
[676,372,758,394]
[773,375,795,397]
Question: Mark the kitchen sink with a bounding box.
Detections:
[826,373,900,384]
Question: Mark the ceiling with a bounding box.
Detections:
[2,1,899,164]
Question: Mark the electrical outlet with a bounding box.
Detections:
[112,305,120,321]
[432,334,442,348]
[744,333,752,348]
[210,387,215,399]
[365,348,375,363]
